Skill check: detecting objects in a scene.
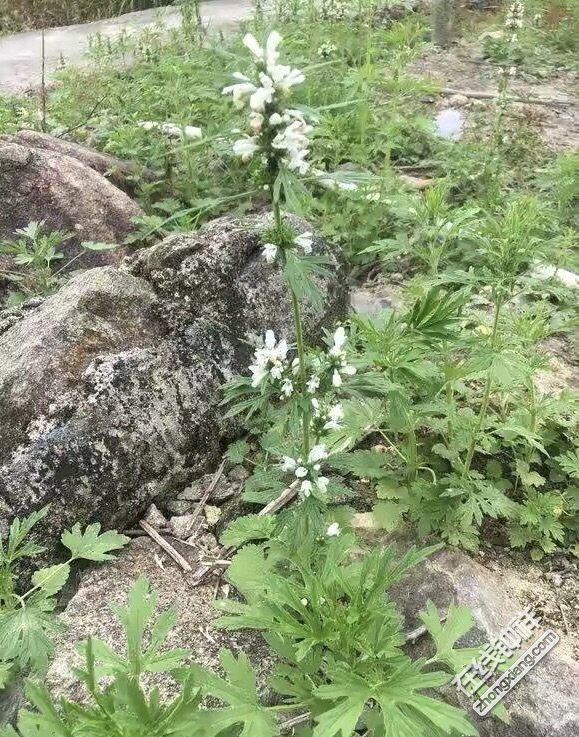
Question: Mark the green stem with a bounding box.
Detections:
[462,296,502,478]
[291,289,311,457]
[406,428,418,484]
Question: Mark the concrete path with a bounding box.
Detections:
[0,1,253,95]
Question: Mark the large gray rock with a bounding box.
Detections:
[0,214,347,551]
[0,138,139,296]
[0,130,155,196]
[391,544,579,737]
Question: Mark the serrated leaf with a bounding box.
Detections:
[419,600,479,671]
[225,545,270,598]
[31,563,70,596]
[61,523,129,561]
[372,501,408,532]
[220,514,277,548]
[328,450,390,480]
[0,600,61,672]
[225,439,250,464]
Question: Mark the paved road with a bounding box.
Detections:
[0,0,253,95]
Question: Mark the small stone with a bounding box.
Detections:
[191,532,218,551]
[227,465,250,483]
[204,505,222,528]
[350,512,380,531]
[448,93,469,107]
[169,514,202,540]
[549,572,563,588]
[166,499,195,516]
[178,474,237,502]
[143,503,167,530]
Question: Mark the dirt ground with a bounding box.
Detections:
[409,42,579,151]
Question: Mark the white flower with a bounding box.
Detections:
[233,137,260,162]
[294,231,313,254]
[275,67,305,92]
[269,112,284,125]
[249,364,269,387]
[341,363,356,376]
[316,476,329,493]
[262,242,278,263]
[318,41,338,58]
[265,30,282,69]
[243,33,264,60]
[138,121,202,139]
[249,112,264,132]
[300,597,308,606]
[281,378,294,397]
[295,466,309,479]
[332,369,342,387]
[307,375,320,394]
[309,444,328,464]
[323,403,343,431]
[329,326,347,357]
[326,522,341,537]
[250,75,275,112]
[222,81,257,108]
[281,455,297,472]
[270,364,284,380]
[300,480,313,497]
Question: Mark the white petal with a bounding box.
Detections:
[326,522,340,537]
[309,444,328,463]
[332,369,342,387]
[264,330,276,350]
[281,456,297,472]
[295,466,309,479]
[262,243,278,263]
[243,33,264,59]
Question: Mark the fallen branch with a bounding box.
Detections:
[440,87,575,107]
[190,480,299,586]
[187,459,226,534]
[139,519,192,572]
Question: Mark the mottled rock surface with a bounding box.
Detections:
[0,214,347,551]
[46,537,274,703]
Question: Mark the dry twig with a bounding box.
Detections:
[139,519,192,572]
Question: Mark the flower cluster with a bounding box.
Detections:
[311,398,344,432]
[222,31,314,174]
[319,0,349,21]
[262,230,313,264]
[327,326,357,387]
[249,330,290,389]
[317,41,338,59]
[505,1,524,41]
[281,444,329,498]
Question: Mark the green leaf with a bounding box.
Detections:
[225,439,250,464]
[557,449,579,479]
[193,650,277,737]
[224,545,270,599]
[419,600,480,671]
[372,501,408,532]
[0,599,61,673]
[328,450,390,480]
[61,523,129,561]
[80,241,119,251]
[220,514,277,548]
[31,563,70,596]
[0,661,12,690]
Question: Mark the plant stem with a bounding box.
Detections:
[290,288,311,456]
[462,295,502,477]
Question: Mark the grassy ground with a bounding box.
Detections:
[0,0,173,34]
